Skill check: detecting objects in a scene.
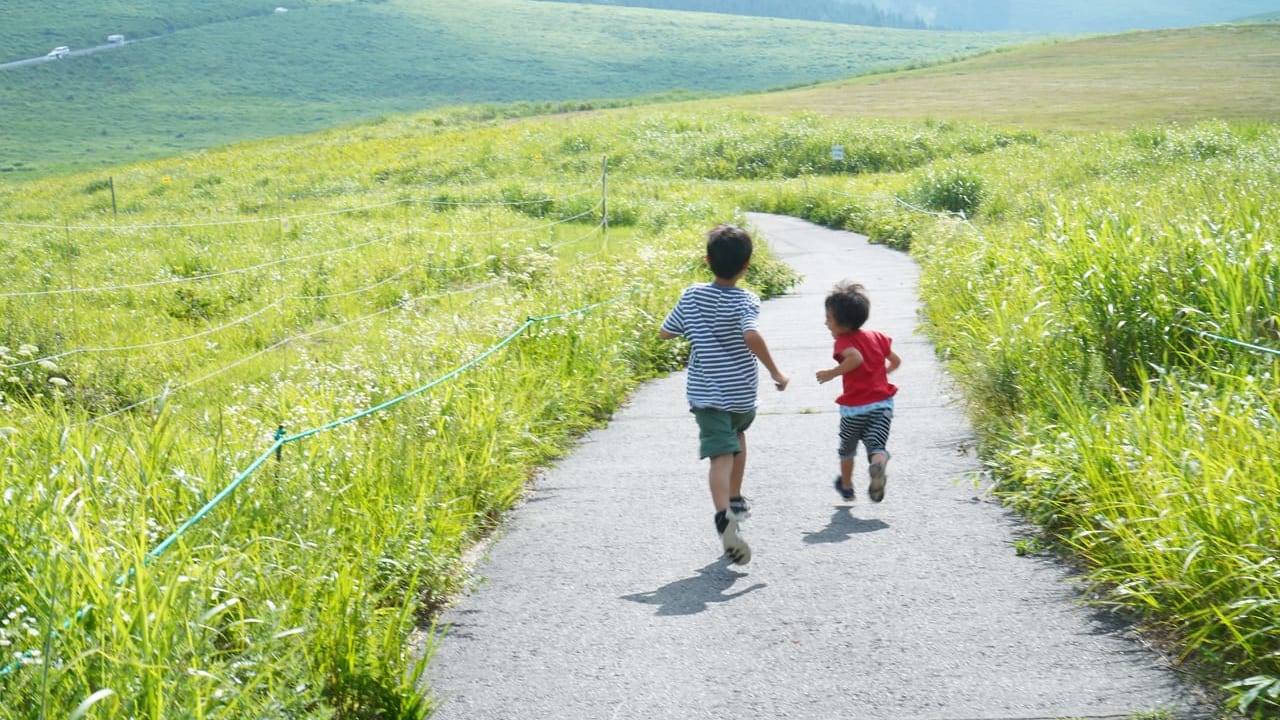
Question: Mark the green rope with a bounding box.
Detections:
[1176,324,1280,358]
[286,319,535,443]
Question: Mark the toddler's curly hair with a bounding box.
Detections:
[825,280,869,331]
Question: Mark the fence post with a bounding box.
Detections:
[274,424,286,461]
[601,155,609,250]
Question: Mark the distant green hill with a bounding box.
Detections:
[0,0,1034,177]
[526,0,1280,31]
[0,0,295,60]
[1236,11,1280,22]
[998,0,1277,31]
[729,24,1280,130]
[530,0,928,28]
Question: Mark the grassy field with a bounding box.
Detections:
[0,0,1034,177]
[1002,0,1278,31]
[0,0,305,59]
[728,24,1280,130]
[1,16,1278,720]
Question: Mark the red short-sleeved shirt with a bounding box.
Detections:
[833,329,898,407]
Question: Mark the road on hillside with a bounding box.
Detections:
[0,38,136,70]
[421,213,1220,719]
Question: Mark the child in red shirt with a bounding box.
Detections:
[815,281,901,502]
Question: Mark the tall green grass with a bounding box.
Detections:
[655,115,1280,713]
[1,106,1278,715]
[902,122,1280,715]
[0,108,811,718]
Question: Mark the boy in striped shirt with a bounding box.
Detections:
[660,224,789,565]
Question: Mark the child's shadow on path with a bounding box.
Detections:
[621,557,766,616]
[803,507,890,544]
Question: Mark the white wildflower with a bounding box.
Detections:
[37,360,57,372]
[48,377,68,387]
[17,344,37,357]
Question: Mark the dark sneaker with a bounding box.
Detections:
[728,495,751,521]
[868,461,887,502]
[833,476,856,502]
[720,516,752,565]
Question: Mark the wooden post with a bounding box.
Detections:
[601,155,609,251]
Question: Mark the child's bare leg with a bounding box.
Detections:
[708,453,734,510]
[711,450,751,564]
[729,433,747,498]
[839,457,854,490]
[868,451,889,502]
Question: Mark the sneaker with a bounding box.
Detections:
[719,515,752,565]
[728,495,751,521]
[833,476,855,501]
[868,461,887,503]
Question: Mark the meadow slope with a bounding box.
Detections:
[0,0,1033,177]
[0,15,1277,720]
[728,24,1280,130]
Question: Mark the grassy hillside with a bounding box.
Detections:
[0,0,313,60]
[0,0,1034,177]
[1,10,1278,719]
[1002,0,1277,31]
[1,104,1277,717]
[1239,10,1280,22]
[530,0,928,28]
[727,24,1280,130]
[539,0,1279,31]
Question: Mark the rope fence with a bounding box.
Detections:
[0,287,629,678]
[0,162,623,678]
[0,202,603,299]
[80,279,505,427]
[0,218,605,372]
[0,180,603,231]
[1176,325,1280,358]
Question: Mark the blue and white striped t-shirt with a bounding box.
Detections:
[661,283,761,412]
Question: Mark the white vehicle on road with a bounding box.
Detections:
[46,46,70,59]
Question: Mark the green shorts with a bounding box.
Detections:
[692,408,756,459]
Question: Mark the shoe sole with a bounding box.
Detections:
[833,476,855,502]
[869,462,887,503]
[721,518,752,565]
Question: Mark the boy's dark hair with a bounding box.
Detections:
[706,224,753,280]
[825,280,870,331]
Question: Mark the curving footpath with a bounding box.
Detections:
[423,213,1218,719]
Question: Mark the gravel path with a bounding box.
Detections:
[422,213,1217,719]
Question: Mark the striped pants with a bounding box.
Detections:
[837,407,893,463]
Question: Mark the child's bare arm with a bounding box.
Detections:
[885,348,906,371]
[816,348,863,384]
[743,330,789,390]
[659,329,679,340]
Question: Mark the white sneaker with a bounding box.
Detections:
[720,516,752,565]
[869,461,887,503]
